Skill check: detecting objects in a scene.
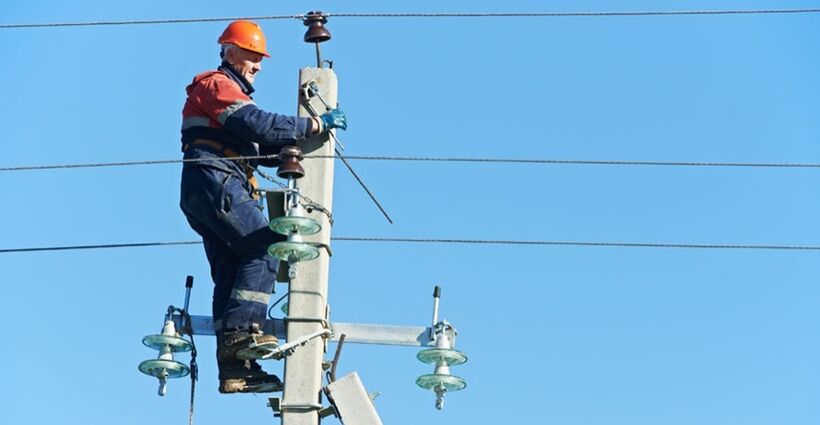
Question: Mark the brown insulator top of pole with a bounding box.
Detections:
[303,11,331,43]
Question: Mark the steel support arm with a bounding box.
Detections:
[180,315,456,347]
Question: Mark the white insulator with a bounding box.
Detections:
[160,320,177,337]
[287,203,307,217]
[158,344,174,361]
[433,359,450,376]
[433,331,452,350]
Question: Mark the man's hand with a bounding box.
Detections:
[319,108,348,131]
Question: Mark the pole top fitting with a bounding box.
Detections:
[277,145,305,179]
[303,11,331,43]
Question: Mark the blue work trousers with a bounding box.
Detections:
[179,150,283,333]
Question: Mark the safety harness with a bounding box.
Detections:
[183,138,260,198]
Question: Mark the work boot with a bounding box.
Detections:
[217,326,279,362]
[218,359,283,394]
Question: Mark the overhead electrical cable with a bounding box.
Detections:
[332,237,820,251]
[328,9,820,18]
[313,155,820,169]
[3,238,820,253]
[0,14,300,29]
[2,8,820,29]
[3,155,820,173]
[0,241,204,253]
[0,155,276,172]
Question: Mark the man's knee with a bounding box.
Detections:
[233,226,285,258]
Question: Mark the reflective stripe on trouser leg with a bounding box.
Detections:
[222,250,278,330]
[231,288,271,304]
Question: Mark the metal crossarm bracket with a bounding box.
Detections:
[179,315,457,347]
[268,398,323,417]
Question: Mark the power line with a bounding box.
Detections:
[3,237,820,254]
[316,155,820,169]
[0,155,272,172]
[329,9,820,18]
[3,154,820,173]
[0,14,300,29]
[333,237,820,251]
[2,8,820,29]
[0,241,203,253]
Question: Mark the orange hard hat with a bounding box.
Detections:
[218,20,270,57]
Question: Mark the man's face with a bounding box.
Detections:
[227,47,264,84]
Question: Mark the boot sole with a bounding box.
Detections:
[237,341,281,360]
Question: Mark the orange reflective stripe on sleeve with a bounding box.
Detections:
[217,99,256,125]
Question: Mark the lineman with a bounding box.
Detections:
[179,20,346,394]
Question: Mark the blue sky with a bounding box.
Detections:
[2,1,820,424]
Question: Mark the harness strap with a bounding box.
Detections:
[184,139,259,199]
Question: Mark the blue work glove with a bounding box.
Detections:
[319,108,347,131]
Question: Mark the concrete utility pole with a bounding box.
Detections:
[281,68,337,425]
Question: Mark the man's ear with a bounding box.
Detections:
[222,46,235,63]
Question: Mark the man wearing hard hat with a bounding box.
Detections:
[178,20,346,394]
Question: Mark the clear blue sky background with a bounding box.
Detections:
[2,1,820,424]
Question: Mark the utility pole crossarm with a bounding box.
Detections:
[181,315,458,347]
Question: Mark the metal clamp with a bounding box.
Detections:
[309,241,333,257]
[284,316,331,328]
[268,398,324,415]
[266,329,332,360]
